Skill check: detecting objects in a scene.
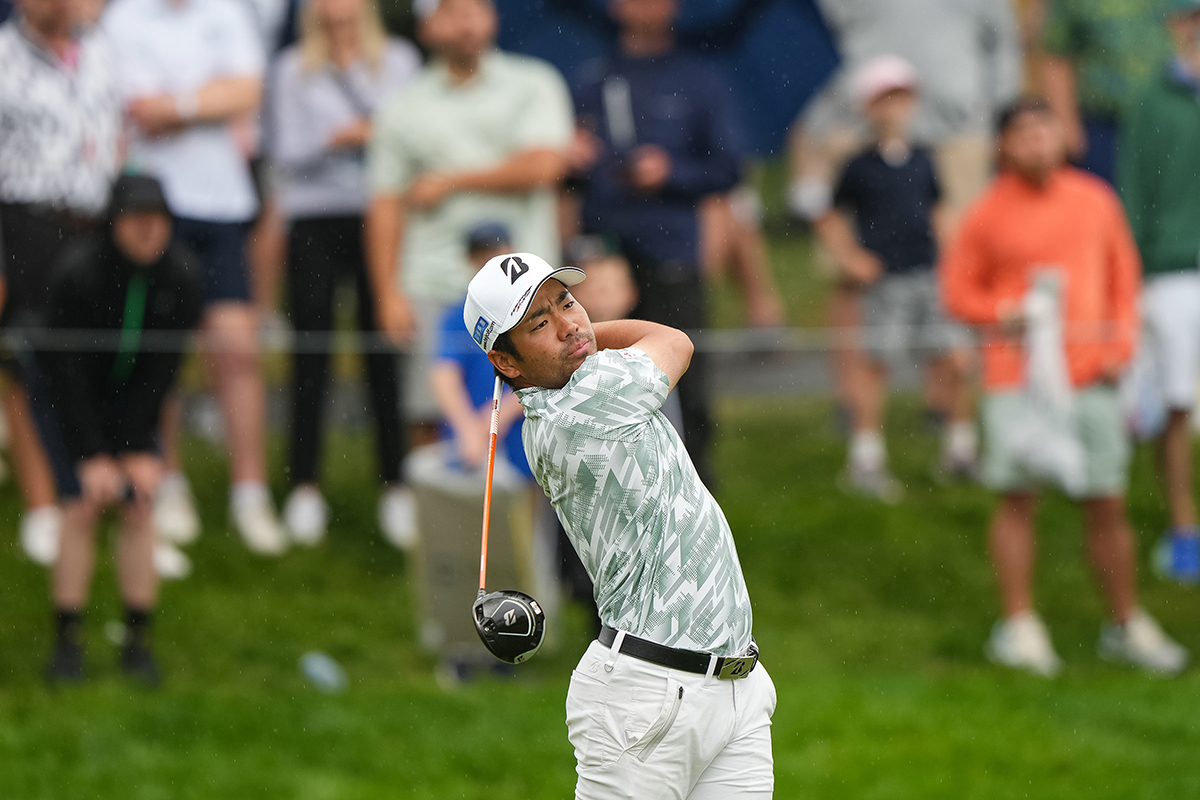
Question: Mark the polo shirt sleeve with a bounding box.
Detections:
[560,348,670,432]
[213,0,266,78]
[940,203,1002,325]
[831,158,860,212]
[927,152,943,205]
[368,96,416,194]
[509,62,575,150]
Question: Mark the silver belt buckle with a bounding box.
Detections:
[716,641,758,680]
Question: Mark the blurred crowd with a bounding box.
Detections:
[1,0,1198,684]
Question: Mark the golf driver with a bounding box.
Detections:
[472,376,546,664]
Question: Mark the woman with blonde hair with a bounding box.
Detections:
[269,0,420,547]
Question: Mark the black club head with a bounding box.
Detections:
[472,590,546,664]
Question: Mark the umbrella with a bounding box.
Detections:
[496,0,840,156]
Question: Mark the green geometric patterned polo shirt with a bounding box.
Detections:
[516,347,753,657]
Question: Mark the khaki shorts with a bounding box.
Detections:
[981,386,1130,498]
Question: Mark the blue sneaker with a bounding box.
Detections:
[1154,529,1200,585]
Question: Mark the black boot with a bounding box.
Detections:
[46,610,86,684]
[119,608,160,686]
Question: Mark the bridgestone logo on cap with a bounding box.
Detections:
[500,256,530,284]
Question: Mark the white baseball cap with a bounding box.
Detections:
[464,252,585,352]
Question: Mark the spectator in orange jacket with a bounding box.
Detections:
[941,97,1188,678]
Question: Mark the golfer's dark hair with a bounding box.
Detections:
[491,330,522,388]
[995,96,1051,137]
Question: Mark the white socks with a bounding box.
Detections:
[230,481,270,513]
[943,421,978,464]
[849,430,886,473]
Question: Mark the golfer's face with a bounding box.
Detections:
[508,280,597,389]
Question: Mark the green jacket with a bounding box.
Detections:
[1120,63,1200,278]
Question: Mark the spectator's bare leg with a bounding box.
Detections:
[854,359,887,434]
[829,284,862,415]
[699,194,734,281]
[701,194,784,327]
[158,393,183,474]
[990,493,1038,618]
[943,349,974,424]
[923,359,952,419]
[4,384,57,509]
[52,499,103,609]
[1082,496,1137,624]
[248,202,286,318]
[117,498,159,610]
[1158,409,1197,530]
[932,350,977,467]
[203,303,267,484]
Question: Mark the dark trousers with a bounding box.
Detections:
[0,203,92,497]
[626,254,714,488]
[286,216,404,485]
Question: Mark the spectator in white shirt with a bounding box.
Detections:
[102,0,288,555]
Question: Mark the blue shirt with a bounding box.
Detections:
[833,145,941,274]
[437,303,531,478]
[573,49,741,268]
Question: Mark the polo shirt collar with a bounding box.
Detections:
[15,17,81,71]
[432,48,501,90]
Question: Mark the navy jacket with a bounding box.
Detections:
[573,49,741,270]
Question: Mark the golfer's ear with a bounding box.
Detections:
[488,350,521,382]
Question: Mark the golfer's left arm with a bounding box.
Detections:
[592,319,693,391]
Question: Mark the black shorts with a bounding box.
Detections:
[0,203,96,327]
[172,216,252,305]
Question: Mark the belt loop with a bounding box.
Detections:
[605,630,627,673]
[704,653,718,684]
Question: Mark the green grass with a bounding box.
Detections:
[1,396,1198,799]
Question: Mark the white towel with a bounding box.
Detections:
[1007,270,1088,496]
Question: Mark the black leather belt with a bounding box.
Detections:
[598,626,758,680]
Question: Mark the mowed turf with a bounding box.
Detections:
[0,396,1198,799]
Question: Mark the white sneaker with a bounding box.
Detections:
[20,506,62,566]
[154,541,193,580]
[838,464,904,504]
[155,473,201,545]
[985,611,1063,678]
[378,485,417,551]
[1098,609,1189,677]
[283,486,328,546]
[230,491,288,556]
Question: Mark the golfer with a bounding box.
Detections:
[465,252,775,799]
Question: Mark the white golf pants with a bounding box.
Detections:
[566,638,776,800]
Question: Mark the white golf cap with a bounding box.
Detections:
[464,252,585,352]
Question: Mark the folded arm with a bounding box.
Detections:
[406,149,569,210]
[592,319,693,391]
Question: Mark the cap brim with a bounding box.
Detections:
[497,266,586,337]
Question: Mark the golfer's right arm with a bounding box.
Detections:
[593,319,693,390]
